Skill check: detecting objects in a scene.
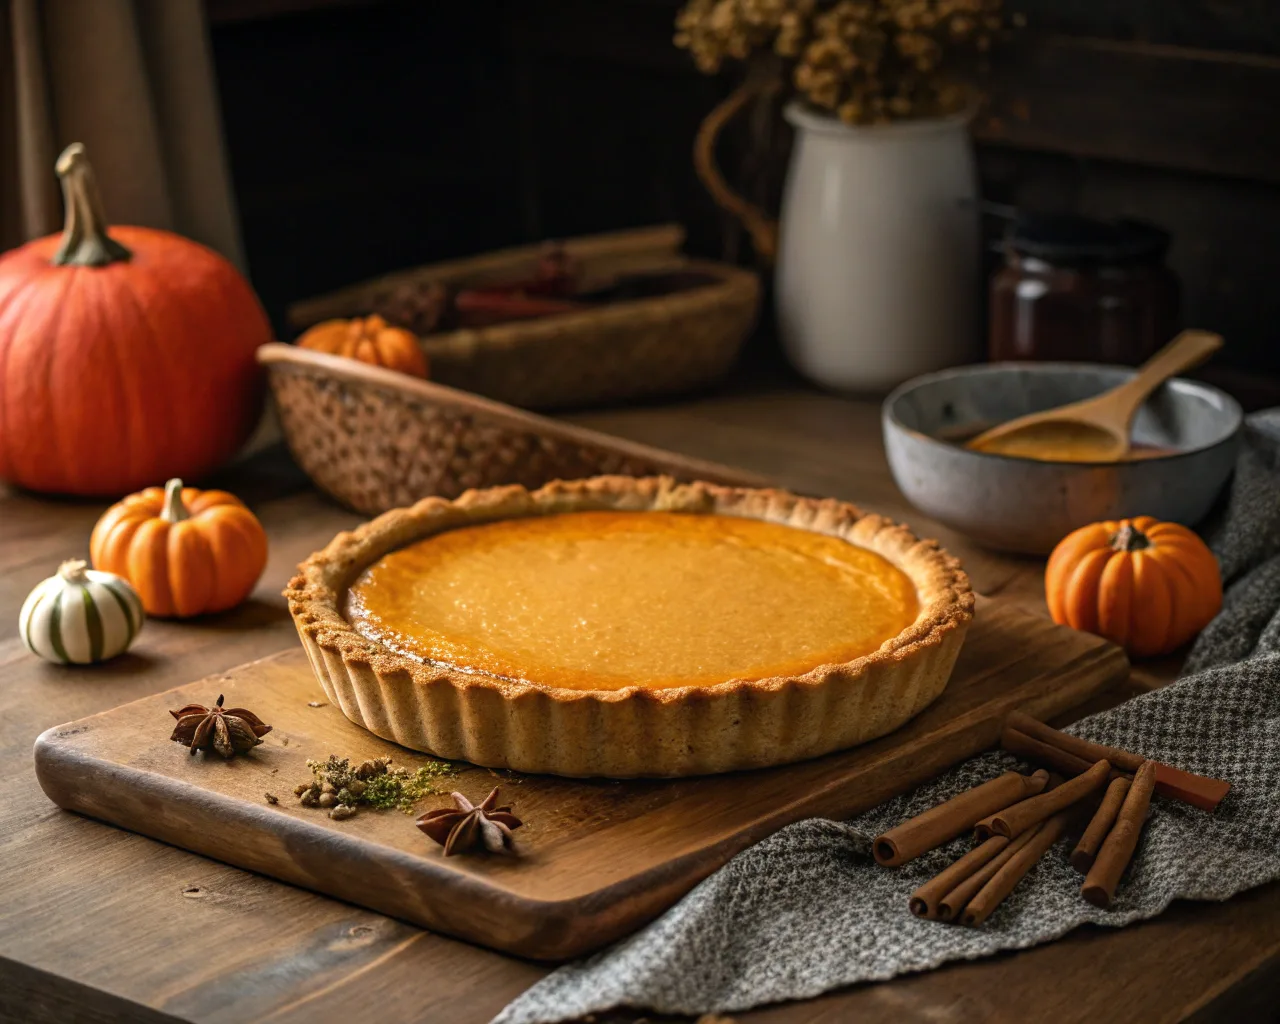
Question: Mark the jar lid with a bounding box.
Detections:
[1009,214,1171,266]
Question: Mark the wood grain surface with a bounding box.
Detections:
[32,600,1126,960]
[2,389,1278,1023]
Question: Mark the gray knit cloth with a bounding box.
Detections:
[494,411,1280,1024]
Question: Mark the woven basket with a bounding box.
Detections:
[259,344,767,516]
[285,225,760,411]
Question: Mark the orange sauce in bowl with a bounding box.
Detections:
[940,423,1181,464]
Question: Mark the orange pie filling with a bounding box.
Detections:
[345,511,919,691]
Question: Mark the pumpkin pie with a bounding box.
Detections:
[285,477,973,777]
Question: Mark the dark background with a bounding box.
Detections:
[205,0,1280,396]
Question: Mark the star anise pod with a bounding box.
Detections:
[416,787,523,856]
[169,694,272,758]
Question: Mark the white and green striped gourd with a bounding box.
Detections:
[20,559,145,664]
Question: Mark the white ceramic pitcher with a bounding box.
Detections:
[694,89,981,394]
[775,103,981,392]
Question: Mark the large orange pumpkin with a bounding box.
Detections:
[1045,516,1222,657]
[0,143,271,496]
[90,478,268,618]
[296,315,429,378]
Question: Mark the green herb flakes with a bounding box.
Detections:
[296,754,455,819]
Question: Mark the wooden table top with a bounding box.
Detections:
[1,389,1276,1024]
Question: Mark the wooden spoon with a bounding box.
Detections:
[965,330,1224,463]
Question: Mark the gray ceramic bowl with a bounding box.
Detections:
[883,363,1243,554]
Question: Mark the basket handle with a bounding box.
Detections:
[694,75,782,263]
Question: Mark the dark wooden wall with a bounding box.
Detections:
[207,0,1280,385]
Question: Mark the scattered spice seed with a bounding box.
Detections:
[293,754,456,819]
[265,792,279,805]
[307,700,327,708]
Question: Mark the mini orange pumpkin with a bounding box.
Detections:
[1045,516,1222,657]
[296,315,428,378]
[90,478,268,618]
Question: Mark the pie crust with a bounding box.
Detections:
[285,476,974,778]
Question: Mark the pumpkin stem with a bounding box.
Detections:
[57,559,90,583]
[1111,522,1151,552]
[161,479,192,523]
[51,143,133,268]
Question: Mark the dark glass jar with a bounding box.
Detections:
[989,214,1180,365]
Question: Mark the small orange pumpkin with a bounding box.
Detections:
[296,315,428,378]
[1045,516,1222,657]
[90,478,268,618]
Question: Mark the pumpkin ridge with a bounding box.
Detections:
[182,519,223,616]
[205,515,247,612]
[1147,547,1210,650]
[221,510,269,608]
[1130,551,1174,656]
[110,271,187,483]
[1064,547,1111,634]
[6,269,76,488]
[0,289,21,481]
[131,519,175,617]
[80,584,104,663]
[97,515,145,578]
[167,522,203,618]
[0,276,47,408]
[1169,553,1202,649]
[38,270,84,490]
[182,261,271,464]
[1045,523,1109,621]
[101,578,139,645]
[80,264,143,487]
[21,581,50,657]
[0,272,32,325]
[48,588,69,664]
[1096,551,1134,649]
[169,262,261,440]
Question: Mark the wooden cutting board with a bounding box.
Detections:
[34,600,1127,961]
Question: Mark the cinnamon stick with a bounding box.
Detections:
[936,824,1042,922]
[1071,776,1132,873]
[874,770,1049,867]
[1004,711,1230,812]
[1001,726,1129,784]
[960,809,1072,926]
[975,759,1111,840]
[1007,712,1145,772]
[909,836,1009,920]
[1082,760,1157,908]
